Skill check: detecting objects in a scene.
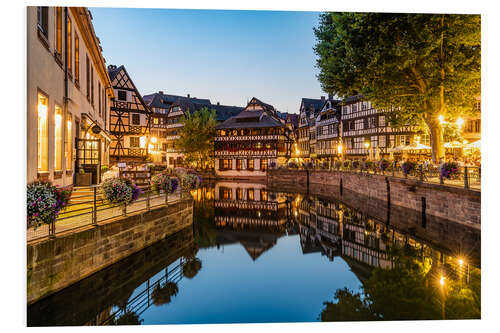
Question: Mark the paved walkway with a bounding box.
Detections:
[27,191,183,243]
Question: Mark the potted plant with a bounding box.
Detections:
[334,160,342,170]
[27,181,71,230]
[101,177,142,214]
[76,168,92,186]
[441,161,459,179]
[343,160,352,170]
[402,161,417,178]
[378,159,390,174]
[179,172,202,198]
[150,173,179,204]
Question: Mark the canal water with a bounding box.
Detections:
[27,181,481,326]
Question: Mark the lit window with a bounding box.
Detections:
[247,189,254,201]
[67,17,72,74]
[55,7,62,56]
[74,34,79,82]
[54,106,63,170]
[37,93,49,171]
[65,113,72,170]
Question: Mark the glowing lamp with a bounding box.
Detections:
[458,258,464,266]
[440,276,445,286]
[337,144,343,154]
[438,115,445,124]
[456,117,464,127]
[364,142,370,149]
[151,136,157,144]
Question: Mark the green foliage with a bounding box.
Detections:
[314,13,480,160]
[177,107,217,169]
[320,246,481,321]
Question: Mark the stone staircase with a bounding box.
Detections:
[69,186,104,205]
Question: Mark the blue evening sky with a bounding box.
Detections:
[90,7,324,113]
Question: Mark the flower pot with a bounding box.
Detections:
[76,173,92,186]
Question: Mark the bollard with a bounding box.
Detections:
[464,166,469,189]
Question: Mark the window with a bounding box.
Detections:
[118,90,127,101]
[220,187,232,200]
[396,135,410,146]
[67,17,72,75]
[132,114,140,125]
[236,188,243,200]
[74,34,79,83]
[221,159,232,170]
[378,115,386,127]
[130,137,140,148]
[247,158,254,170]
[261,159,268,171]
[247,189,254,201]
[91,66,94,106]
[54,105,63,170]
[352,103,358,112]
[354,119,364,130]
[37,7,48,38]
[37,92,49,172]
[65,113,72,169]
[236,159,243,170]
[98,82,101,117]
[55,7,62,56]
[379,135,386,148]
[368,117,376,128]
[86,55,90,99]
[354,137,365,149]
[261,190,268,201]
[153,117,159,125]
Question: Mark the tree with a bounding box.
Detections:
[177,107,217,169]
[314,13,481,162]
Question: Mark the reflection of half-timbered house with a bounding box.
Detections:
[341,95,422,159]
[214,181,288,228]
[214,97,291,178]
[107,65,152,163]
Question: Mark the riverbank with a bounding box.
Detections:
[267,169,480,229]
[27,197,194,305]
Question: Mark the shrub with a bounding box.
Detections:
[27,181,72,229]
[343,160,352,169]
[102,178,141,205]
[402,161,417,176]
[441,162,459,179]
[352,160,360,169]
[150,173,178,195]
[364,160,375,170]
[288,161,298,169]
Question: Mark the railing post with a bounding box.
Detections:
[464,166,469,189]
[93,186,97,225]
[49,220,55,239]
[392,162,395,177]
[146,189,151,211]
[122,203,126,216]
[165,191,169,206]
[439,168,444,185]
[419,164,424,182]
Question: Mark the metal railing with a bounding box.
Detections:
[277,163,481,190]
[27,184,188,243]
[99,257,186,325]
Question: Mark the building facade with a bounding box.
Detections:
[107,65,152,164]
[315,99,341,165]
[340,95,422,159]
[28,6,114,186]
[143,91,244,168]
[215,98,291,178]
[297,97,326,160]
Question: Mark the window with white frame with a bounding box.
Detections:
[354,119,364,130]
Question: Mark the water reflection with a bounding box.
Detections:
[28,180,480,326]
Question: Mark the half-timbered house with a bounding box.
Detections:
[341,95,422,159]
[214,97,291,178]
[107,65,152,163]
[315,99,342,166]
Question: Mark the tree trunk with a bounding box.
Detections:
[425,116,445,163]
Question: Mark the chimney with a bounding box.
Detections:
[187,94,190,99]
[217,102,220,105]
[107,64,117,70]
[159,91,163,95]
[321,96,326,102]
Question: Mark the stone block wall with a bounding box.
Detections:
[268,169,480,228]
[27,199,194,305]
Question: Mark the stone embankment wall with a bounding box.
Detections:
[27,198,194,305]
[268,169,480,229]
